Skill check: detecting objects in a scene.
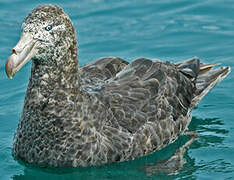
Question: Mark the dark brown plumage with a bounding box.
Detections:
[6,5,230,167]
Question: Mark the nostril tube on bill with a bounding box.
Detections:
[12,49,16,54]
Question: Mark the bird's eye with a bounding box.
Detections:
[45,25,53,31]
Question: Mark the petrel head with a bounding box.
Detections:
[5,4,77,78]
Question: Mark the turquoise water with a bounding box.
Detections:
[0,0,234,179]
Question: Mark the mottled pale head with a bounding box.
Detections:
[6,4,78,78]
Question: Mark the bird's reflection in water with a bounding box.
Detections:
[143,131,198,176]
[141,116,229,178]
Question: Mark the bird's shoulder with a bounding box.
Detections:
[79,56,128,84]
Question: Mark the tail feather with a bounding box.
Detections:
[176,57,200,80]
[199,63,220,75]
[176,58,231,109]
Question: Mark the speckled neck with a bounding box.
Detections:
[30,40,80,89]
[22,38,82,120]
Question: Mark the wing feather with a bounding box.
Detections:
[99,58,195,137]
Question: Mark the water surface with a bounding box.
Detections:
[0,0,234,179]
